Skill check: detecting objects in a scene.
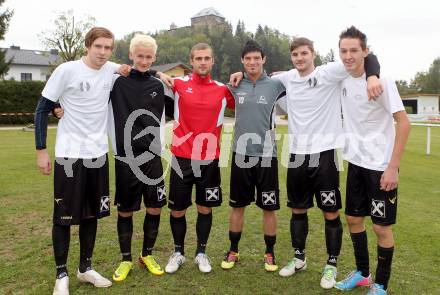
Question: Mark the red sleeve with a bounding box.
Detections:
[225,87,235,109]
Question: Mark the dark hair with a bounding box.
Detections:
[84,27,114,48]
[190,43,213,59]
[241,40,265,58]
[290,37,314,53]
[339,26,367,50]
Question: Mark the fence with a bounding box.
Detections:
[412,123,440,155]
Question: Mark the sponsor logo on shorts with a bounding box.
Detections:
[389,196,397,204]
[54,198,63,205]
[100,196,110,213]
[60,216,72,220]
[206,187,220,202]
[371,199,386,218]
[157,185,166,202]
[320,190,336,206]
[262,191,276,206]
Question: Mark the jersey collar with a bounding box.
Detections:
[191,72,212,84]
[129,68,152,80]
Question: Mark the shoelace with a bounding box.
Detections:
[323,267,335,280]
[169,253,183,264]
[226,252,238,262]
[287,258,298,268]
[116,262,132,275]
[197,254,211,265]
[147,257,160,269]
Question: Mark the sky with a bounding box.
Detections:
[1,0,439,81]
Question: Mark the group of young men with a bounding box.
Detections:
[35,25,410,295]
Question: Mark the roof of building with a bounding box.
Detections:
[401,94,440,99]
[191,7,225,19]
[2,47,61,66]
[151,62,191,73]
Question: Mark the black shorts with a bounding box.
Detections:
[53,155,110,225]
[345,163,398,225]
[168,156,222,211]
[114,157,167,212]
[286,149,342,212]
[230,153,279,210]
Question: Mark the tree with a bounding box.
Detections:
[0,0,13,77]
[39,10,95,62]
[410,58,440,94]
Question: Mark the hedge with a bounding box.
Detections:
[0,81,46,124]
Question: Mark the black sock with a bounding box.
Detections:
[196,212,212,255]
[117,214,133,261]
[229,231,241,253]
[375,246,394,290]
[291,213,308,260]
[142,213,161,257]
[325,216,343,267]
[264,235,276,255]
[53,224,70,278]
[350,231,369,277]
[78,218,97,273]
[170,215,186,255]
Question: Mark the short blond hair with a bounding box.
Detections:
[129,34,158,54]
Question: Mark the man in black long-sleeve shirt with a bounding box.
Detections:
[107,34,174,282]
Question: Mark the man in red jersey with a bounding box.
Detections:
[164,43,235,274]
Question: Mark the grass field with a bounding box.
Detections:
[0,125,439,294]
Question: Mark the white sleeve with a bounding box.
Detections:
[41,63,69,102]
[272,71,290,88]
[111,74,120,89]
[106,61,121,73]
[378,76,405,114]
[276,95,287,114]
[319,61,349,83]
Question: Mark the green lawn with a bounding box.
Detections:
[0,125,439,294]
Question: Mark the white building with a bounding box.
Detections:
[402,94,440,115]
[2,46,60,81]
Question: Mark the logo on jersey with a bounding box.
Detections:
[150,91,157,98]
[157,185,166,202]
[342,87,347,97]
[320,190,336,206]
[185,87,193,93]
[79,81,91,92]
[54,198,63,205]
[257,95,268,104]
[206,187,220,202]
[239,96,245,104]
[262,191,276,206]
[371,199,385,218]
[100,196,110,213]
[308,77,318,88]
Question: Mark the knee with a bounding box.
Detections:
[171,210,186,218]
[197,205,212,215]
[232,207,245,216]
[263,209,276,217]
[146,208,161,215]
[118,211,133,218]
[372,224,392,238]
[323,211,339,221]
[292,208,307,215]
